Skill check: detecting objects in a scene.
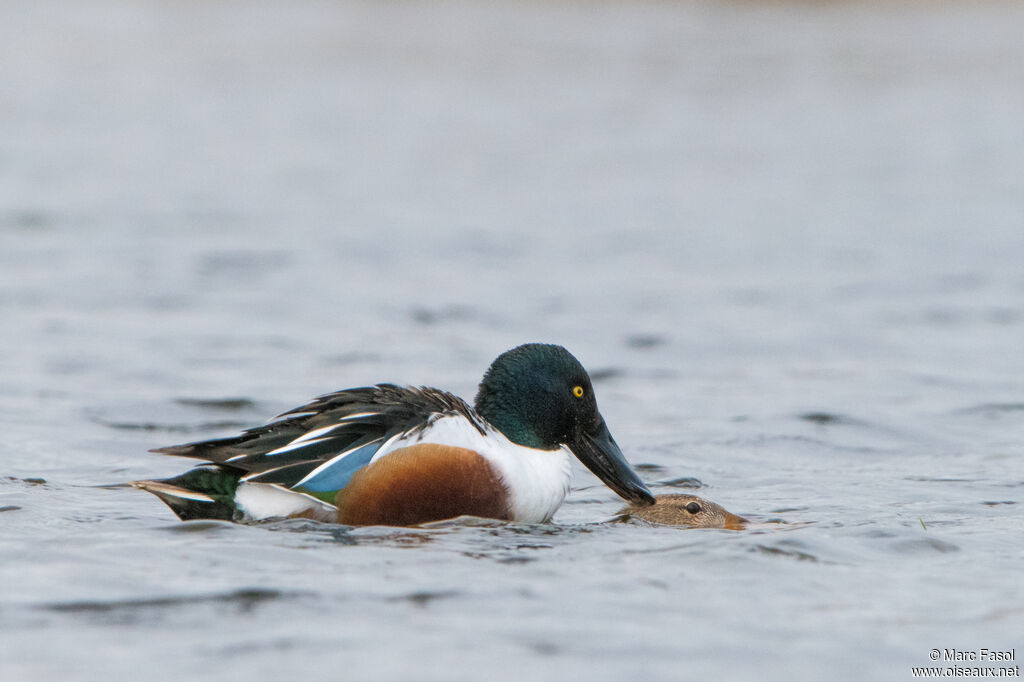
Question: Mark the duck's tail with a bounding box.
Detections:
[132,467,242,521]
[132,467,338,524]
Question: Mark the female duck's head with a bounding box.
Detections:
[623,494,747,529]
[475,343,653,506]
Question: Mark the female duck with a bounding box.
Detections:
[620,494,746,529]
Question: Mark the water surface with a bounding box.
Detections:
[2,1,1022,680]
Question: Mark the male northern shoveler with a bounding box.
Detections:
[134,343,654,526]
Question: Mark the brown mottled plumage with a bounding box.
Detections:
[622,493,746,529]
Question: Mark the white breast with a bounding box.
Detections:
[378,415,573,523]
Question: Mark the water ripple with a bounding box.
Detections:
[40,588,301,617]
[93,419,251,433]
[173,397,259,411]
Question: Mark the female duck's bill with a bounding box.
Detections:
[621,494,746,529]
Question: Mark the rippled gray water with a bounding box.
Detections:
[2,1,1023,680]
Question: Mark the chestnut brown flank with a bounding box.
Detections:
[334,443,510,526]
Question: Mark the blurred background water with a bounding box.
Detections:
[1,1,1022,680]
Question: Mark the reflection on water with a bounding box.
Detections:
[2,0,1023,680]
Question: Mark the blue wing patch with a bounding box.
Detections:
[293,437,385,492]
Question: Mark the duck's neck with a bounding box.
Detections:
[474,395,548,450]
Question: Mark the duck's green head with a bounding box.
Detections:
[474,343,654,506]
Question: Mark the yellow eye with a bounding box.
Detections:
[573,386,585,398]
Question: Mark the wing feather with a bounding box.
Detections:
[150,384,484,493]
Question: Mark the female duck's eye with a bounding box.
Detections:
[685,502,701,514]
[572,386,585,398]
